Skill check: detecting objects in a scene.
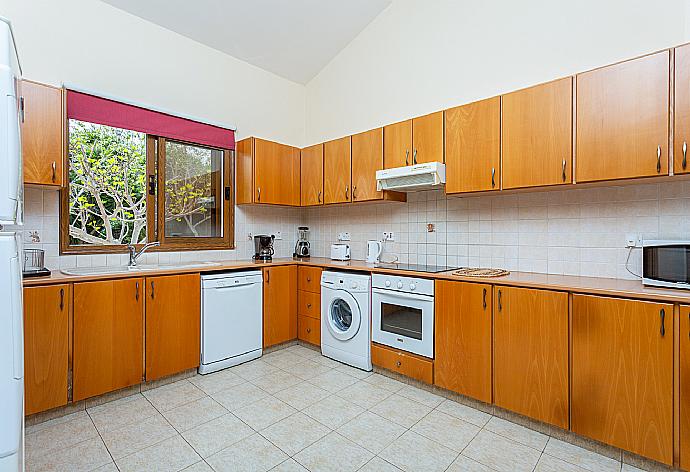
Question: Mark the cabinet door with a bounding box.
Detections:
[73,278,144,401]
[576,51,670,182]
[502,78,572,189]
[445,97,501,194]
[352,128,383,202]
[572,295,673,465]
[493,286,568,428]
[681,305,690,469]
[21,81,63,186]
[23,284,69,415]
[412,111,443,164]
[254,138,300,205]
[675,45,690,175]
[323,136,351,204]
[235,137,254,204]
[434,281,492,403]
[301,143,324,206]
[384,120,412,169]
[145,274,200,380]
[263,265,297,347]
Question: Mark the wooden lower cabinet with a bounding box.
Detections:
[493,287,568,428]
[298,315,320,346]
[681,305,690,469]
[23,284,69,415]
[263,265,298,347]
[434,281,492,403]
[298,266,322,293]
[371,343,433,384]
[73,278,144,401]
[145,274,201,381]
[572,295,673,465]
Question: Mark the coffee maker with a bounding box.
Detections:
[293,226,310,258]
[253,234,275,261]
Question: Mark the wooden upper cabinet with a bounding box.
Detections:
[681,305,690,469]
[73,279,144,402]
[576,51,670,182]
[237,137,300,206]
[445,97,501,193]
[21,80,64,186]
[23,284,69,415]
[351,128,383,202]
[145,274,201,381]
[323,136,351,204]
[300,143,324,206]
[572,295,673,465]
[676,45,690,175]
[502,78,572,189]
[493,286,569,429]
[384,119,412,168]
[235,137,254,204]
[412,111,444,164]
[434,281,492,403]
[263,265,297,348]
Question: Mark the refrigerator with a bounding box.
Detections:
[0,16,24,472]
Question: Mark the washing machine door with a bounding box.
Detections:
[326,289,361,341]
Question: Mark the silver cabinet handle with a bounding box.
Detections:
[482,288,487,309]
[345,186,349,200]
[317,190,322,203]
[413,148,418,165]
[19,96,25,123]
[657,145,662,173]
[52,161,57,183]
[257,187,261,202]
[683,141,687,170]
[405,149,409,166]
[497,289,502,312]
[306,327,311,333]
[59,288,64,311]
[660,308,665,337]
[307,303,312,308]
[352,186,357,200]
[266,270,270,284]
[150,281,155,299]
[135,281,140,301]
[491,168,496,188]
[396,360,402,367]
[562,160,566,182]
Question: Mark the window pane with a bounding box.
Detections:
[68,120,147,245]
[164,140,223,238]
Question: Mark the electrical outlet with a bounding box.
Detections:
[275,231,282,240]
[625,233,641,248]
[338,232,351,241]
[247,232,253,240]
[382,232,395,241]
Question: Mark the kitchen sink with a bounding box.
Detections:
[61,261,221,276]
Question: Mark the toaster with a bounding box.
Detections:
[330,243,351,261]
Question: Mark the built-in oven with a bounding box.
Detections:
[371,274,434,358]
[643,240,690,290]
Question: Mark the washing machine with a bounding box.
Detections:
[320,271,372,371]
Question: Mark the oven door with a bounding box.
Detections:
[371,288,434,358]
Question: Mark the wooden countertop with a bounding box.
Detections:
[23,256,690,304]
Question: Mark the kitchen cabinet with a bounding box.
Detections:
[371,342,433,384]
[21,80,64,187]
[23,284,69,415]
[434,281,492,403]
[384,119,412,169]
[235,137,300,205]
[351,128,384,202]
[502,78,572,189]
[73,278,144,401]
[298,266,322,293]
[145,273,201,381]
[572,295,673,465]
[493,286,568,428]
[681,305,690,469]
[298,290,320,320]
[323,136,352,204]
[576,51,670,182]
[298,315,320,346]
[445,97,501,194]
[263,265,298,347]
[384,112,443,169]
[676,45,690,175]
[300,143,324,206]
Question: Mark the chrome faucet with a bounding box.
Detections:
[127,241,160,267]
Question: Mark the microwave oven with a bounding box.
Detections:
[642,240,690,290]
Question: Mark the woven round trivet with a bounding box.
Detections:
[452,267,510,278]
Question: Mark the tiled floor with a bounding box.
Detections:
[25,345,649,472]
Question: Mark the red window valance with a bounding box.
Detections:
[66,90,235,150]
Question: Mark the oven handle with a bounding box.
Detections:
[372,287,434,302]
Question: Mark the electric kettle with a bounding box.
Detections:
[366,240,383,263]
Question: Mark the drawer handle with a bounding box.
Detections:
[135,281,139,301]
[660,308,665,337]
[306,328,311,333]
[352,186,357,200]
[307,277,311,282]
[683,141,688,170]
[498,289,502,312]
[150,281,155,299]
[405,149,409,166]
[482,288,487,309]
[257,187,261,202]
[491,168,496,188]
[317,191,322,203]
[307,303,312,308]
[413,148,418,165]
[59,288,64,311]
[657,145,662,173]
[51,161,57,183]
[345,186,350,200]
[561,159,566,182]
[396,360,402,367]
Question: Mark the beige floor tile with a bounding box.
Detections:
[206,433,288,472]
[25,411,99,462]
[363,373,406,392]
[484,416,549,451]
[397,384,444,408]
[142,379,206,412]
[189,369,244,394]
[544,438,621,472]
[230,359,280,380]
[293,432,373,472]
[274,382,330,410]
[182,413,254,458]
[312,355,345,368]
[463,430,541,472]
[411,410,480,452]
[87,394,158,434]
[182,461,214,472]
[284,344,321,359]
[260,412,330,455]
[234,396,297,430]
[115,435,201,472]
[336,411,406,454]
[270,458,309,471]
[358,457,403,472]
[379,430,459,472]
[162,396,228,432]
[621,464,647,472]
[26,409,87,435]
[303,395,365,428]
[210,382,268,411]
[334,364,374,380]
[535,454,591,471]
[335,380,393,409]
[92,463,119,472]
[27,437,112,472]
[308,369,359,393]
[436,399,492,427]
[284,359,333,380]
[369,394,432,428]
[100,413,177,459]
[447,455,496,471]
[263,350,309,370]
[251,370,303,394]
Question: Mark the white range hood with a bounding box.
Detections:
[376,161,446,192]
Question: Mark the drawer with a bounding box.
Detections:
[298,315,320,346]
[298,266,322,293]
[371,343,433,384]
[298,290,320,319]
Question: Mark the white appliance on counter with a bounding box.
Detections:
[330,243,351,261]
[199,271,263,374]
[376,161,445,192]
[371,273,434,358]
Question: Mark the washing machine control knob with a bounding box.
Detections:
[397,281,403,289]
[410,283,416,291]
[350,281,357,289]
[385,280,391,287]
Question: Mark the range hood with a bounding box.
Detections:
[376,162,446,192]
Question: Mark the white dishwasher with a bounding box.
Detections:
[200,271,263,374]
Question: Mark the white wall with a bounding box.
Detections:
[305,0,688,144]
